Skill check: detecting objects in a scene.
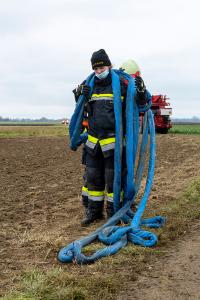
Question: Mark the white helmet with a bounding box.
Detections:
[120,59,141,77]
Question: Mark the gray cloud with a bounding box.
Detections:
[0,0,200,118]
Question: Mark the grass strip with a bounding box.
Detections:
[169,124,200,134]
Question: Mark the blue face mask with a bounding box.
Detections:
[95,69,109,80]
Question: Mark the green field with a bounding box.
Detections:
[0,125,68,137]
[169,124,200,134]
[0,124,200,138]
[0,122,59,125]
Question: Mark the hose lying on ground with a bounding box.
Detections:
[58,70,166,264]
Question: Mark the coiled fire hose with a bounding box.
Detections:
[58,70,165,264]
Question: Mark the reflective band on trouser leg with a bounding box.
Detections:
[81,186,88,207]
[82,186,88,197]
[88,190,104,202]
[107,192,114,203]
[106,192,124,203]
[85,134,98,149]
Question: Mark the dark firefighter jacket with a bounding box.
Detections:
[73,71,149,157]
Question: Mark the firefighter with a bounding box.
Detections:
[73,50,149,226]
[119,59,141,78]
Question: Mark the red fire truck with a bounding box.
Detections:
[140,95,172,134]
[151,95,172,133]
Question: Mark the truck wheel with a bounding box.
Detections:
[156,128,168,134]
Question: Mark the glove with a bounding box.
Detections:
[76,84,91,98]
[77,132,88,147]
[135,76,146,93]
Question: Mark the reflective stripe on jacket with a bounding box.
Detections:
[89,93,124,102]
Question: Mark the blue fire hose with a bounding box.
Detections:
[58,70,165,264]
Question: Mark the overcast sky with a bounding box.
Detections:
[0,0,199,119]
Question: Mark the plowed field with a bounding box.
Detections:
[1,135,200,298]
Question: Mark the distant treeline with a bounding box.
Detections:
[0,117,64,123]
[172,117,200,124]
[0,116,200,124]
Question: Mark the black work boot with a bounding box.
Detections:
[81,200,104,226]
[106,201,115,219]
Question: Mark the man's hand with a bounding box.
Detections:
[135,76,146,93]
[76,84,91,98]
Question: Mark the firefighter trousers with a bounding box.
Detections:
[83,145,115,205]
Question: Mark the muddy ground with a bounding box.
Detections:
[0,135,200,298]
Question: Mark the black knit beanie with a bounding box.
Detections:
[91,49,111,69]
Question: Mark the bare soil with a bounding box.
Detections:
[118,221,200,300]
[0,135,200,298]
